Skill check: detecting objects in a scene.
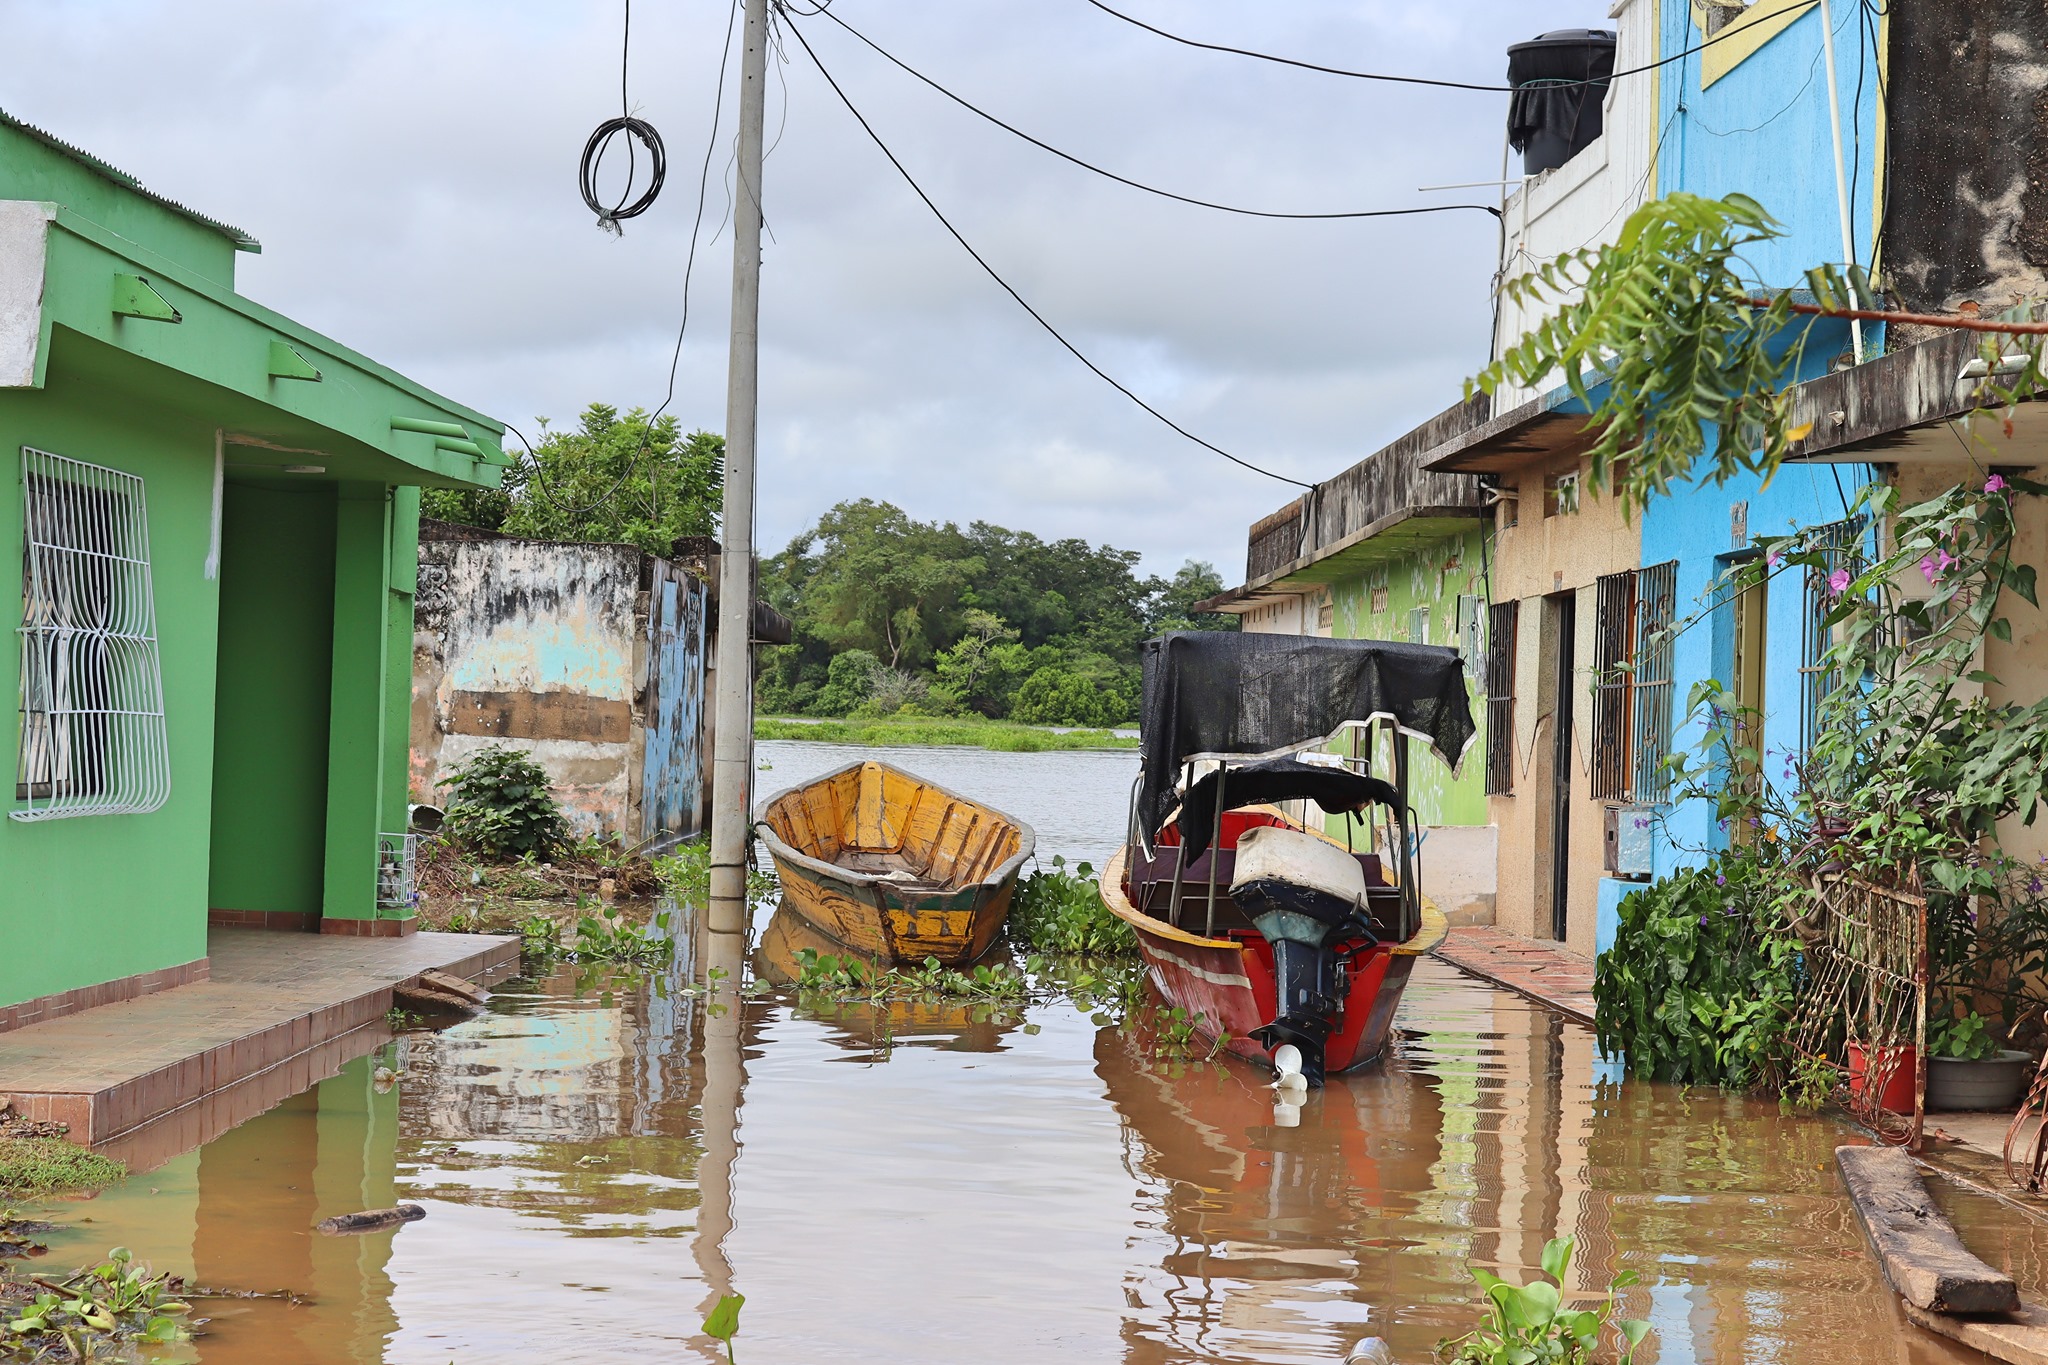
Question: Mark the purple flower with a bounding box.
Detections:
[1827,568,1852,598]
[1987,474,2008,495]
[1698,914,1709,927]
[1920,555,1940,584]
[1716,874,1727,886]
[1767,549,1784,568]
[2029,876,2043,895]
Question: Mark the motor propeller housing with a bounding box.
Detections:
[1230,826,1377,1086]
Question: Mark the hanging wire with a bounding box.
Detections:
[780,13,1313,491]
[579,0,669,235]
[813,7,1499,223]
[519,0,742,521]
[1078,0,1820,94]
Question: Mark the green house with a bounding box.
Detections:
[0,111,506,1022]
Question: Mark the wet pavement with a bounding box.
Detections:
[14,741,2048,1362]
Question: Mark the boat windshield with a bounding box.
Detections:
[1172,759,1399,864]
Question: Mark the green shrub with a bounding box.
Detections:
[1593,851,1802,1089]
[1011,667,1130,728]
[1010,856,1136,957]
[437,746,568,859]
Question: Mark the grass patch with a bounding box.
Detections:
[0,1138,125,1197]
[755,714,1136,751]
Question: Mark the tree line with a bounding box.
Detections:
[419,406,1234,728]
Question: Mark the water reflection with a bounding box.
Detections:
[30,938,2027,1363]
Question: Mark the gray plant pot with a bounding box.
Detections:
[1924,1049,2035,1111]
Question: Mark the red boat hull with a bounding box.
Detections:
[1103,839,1438,1076]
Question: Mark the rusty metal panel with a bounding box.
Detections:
[641,569,708,841]
[443,690,632,743]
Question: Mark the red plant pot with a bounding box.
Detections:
[1847,1041,1920,1115]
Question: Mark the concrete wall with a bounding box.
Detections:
[1488,454,1643,957]
[412,534,713,846]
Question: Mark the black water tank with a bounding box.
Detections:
[1506,29,1618,175]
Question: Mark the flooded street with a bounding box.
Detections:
[19,741,2036,1363]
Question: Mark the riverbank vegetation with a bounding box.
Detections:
[756,714,1135,751]
[0,1127,123,1200]
[1496,193,2048,1096]
[755,499,1232,728]
[1009,856,1137,957]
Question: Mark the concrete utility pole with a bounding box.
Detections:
[707,0,771,935]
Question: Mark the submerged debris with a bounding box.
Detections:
[316,1204,426,1237]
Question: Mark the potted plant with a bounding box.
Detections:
[1925,1006,2033,1111]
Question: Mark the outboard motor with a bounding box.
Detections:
[1230,826,1375,1087]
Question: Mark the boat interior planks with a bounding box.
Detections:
[756,759,1036,965]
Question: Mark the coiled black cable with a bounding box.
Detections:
[580,116,667,235]
[579,0,665,234]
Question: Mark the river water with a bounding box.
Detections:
[18,741,2043,1363]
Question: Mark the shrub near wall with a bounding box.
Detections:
[1594,851,1803,1089]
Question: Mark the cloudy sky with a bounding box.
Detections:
[4,0,1602,580]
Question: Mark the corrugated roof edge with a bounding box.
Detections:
[0,107,261,254]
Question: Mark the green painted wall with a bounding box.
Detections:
[1325,525,1491,828]
[0,124,242,286]
[0,360,220,1008]
[207,483,337,917]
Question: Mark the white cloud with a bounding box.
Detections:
[0,0,1607,576]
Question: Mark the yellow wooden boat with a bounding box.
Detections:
[754,759,1036,965]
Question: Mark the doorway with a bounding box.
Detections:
[1545,591,1576,943]
[1728,569,1767,840]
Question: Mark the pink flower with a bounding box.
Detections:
[1939,549,1958,572]
[1920,555,1938,583]
[1827,568,1852,597]
[1987,474,2008,494]
[1766,549,1784,568]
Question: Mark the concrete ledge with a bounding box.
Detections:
[1432,927,1595,1026]
[320,916,420,938]
[1904,1301,2048,1365]
[0,928,517,1152]
[0,957,209,1036]
[208,908,318,932]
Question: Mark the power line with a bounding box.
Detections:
[780,13,1314,491]
[518,0,744,520]
[579,0,667,234]
[1079,0,1821,94]
[815,6,1500,223]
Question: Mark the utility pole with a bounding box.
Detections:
[707,0,770,935]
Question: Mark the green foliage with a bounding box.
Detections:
[437,746,569,860]
[650,840,779,904]
[0,1140,124,1198]
[1593,851,1803,1089]
[792,948,1031,1004]
[517,913,563,960]
[1929,1006,2004,1061]
[753,714,1135,751]
[755,499,1227,721]
[1440,1238,1651,1365]
[422,403,723,557]
[572,904,673,966]
[1471,192,1808,514]
[2,1247,189,1360]
[1009,856,1137,957]
[701,1292,744,1365]
[1011,663,1135,728]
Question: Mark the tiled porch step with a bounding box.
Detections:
[0,929,519,1148]
[1432,926,1597,1027]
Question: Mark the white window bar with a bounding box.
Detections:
[14,447,170,820]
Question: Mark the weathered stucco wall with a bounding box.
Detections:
[1885,2,2048,313]
[413,536,647,841]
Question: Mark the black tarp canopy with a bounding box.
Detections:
[1137,632,1475,846]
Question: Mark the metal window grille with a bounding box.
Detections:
[1591,561,1678,802]
[14,448,169,820]
[1407,604,1430,645]
[1800,519,1863,760]
[376,832,419,910]
[1484,601,1518,795]
[1459,594,1485,660]
[1630,560,1678,801]
[1591,571,1637,799]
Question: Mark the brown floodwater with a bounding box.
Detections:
[18,741,2048,1362]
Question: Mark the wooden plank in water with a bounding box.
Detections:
[1836,1146,2020,1314]
[1904,1302,2048,1365]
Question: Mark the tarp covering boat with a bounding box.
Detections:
[1136,632,1475,848]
